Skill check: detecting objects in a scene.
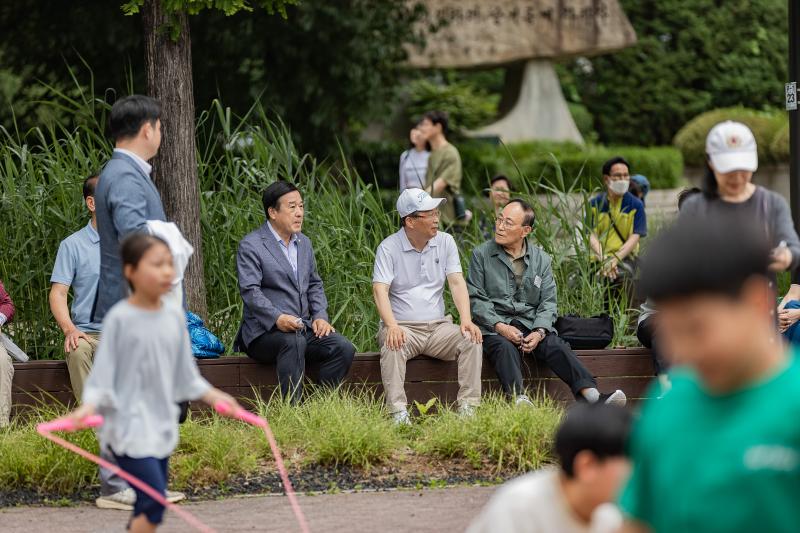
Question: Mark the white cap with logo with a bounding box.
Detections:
[705,120,758,174]
[396,188,446,218]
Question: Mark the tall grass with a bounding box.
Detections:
[1,95,643,358]
[415,393,563,472]
[252,387,402,469]
[0,392,562,495]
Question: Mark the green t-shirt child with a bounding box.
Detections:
[620,350,800,533]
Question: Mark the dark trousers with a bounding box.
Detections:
[636,316,668,375]
[113,454,169,526]
[483,321,596,397]
[246,328,355,403]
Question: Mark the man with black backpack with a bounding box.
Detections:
[466,199,626,407]
[589,157,647,282]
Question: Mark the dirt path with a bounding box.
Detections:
[0,486,496,532]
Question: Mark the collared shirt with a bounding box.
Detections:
[51,222,103,332]
[504,240,528,288]
[588,191,647,256]
[372,229,462,322]
[267,221,299,280]
[113,148,153,176]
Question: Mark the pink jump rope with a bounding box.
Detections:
[37,403,310,533]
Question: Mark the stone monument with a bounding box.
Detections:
[406,0,637,144]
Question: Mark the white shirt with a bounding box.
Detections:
[372,229,461,322]
[113,147,153,176]
[467,469,623,533]
[399,148,430,191]
[267,221,299,280]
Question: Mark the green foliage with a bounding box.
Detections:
[566,0,788,146]
[171,413,262,489]
[771,121,791,162]
[0,393,563,494]
[0,404,100,493]
[415,393,563,472]
[405,78,499,132]
[0,1,424,153]
[1,95,650,358]
[254,388,402,468]
[672,107,787,166]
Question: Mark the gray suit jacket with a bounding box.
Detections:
[92,151,166,322]
[234,222,329,350]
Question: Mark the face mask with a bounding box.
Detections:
[609,179,630,196]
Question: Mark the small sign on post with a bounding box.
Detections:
[787,82,797,111]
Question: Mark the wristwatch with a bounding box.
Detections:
[534,328,547,340]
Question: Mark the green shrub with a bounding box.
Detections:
[771,121,790,162]
[405,79,499,132]
[672,107,788,166]
[415,394,563,472]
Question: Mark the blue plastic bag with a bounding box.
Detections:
[186,311,225,358]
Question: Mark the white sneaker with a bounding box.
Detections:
[601,390,627,407]
[166,490,186,503]
[96,488,185,510]
[515,395,534,407]
[392,409,412,426]
[458,404,477,418]
[96,488,135,511]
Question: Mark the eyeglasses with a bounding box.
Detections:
[496,216,531,229]
[413,210,440,219]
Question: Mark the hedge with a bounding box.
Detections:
[352,139,684,193]
[672,107,788,167]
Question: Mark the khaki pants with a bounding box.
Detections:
[378,317,482,413]
[0,344,13,427]
[66,334,99,402]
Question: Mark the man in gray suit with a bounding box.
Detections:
[235,181,355,403]
[89,95,186,509]
[92,95,166,323]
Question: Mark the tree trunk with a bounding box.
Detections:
[142,0,208,318]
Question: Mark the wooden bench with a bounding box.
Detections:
[11,349,654,415]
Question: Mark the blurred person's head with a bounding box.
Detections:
[397,188,445,241]
[602,157,631,199]
[418,110,449,142]
[262,181,303,237]
[556,403,632,513]
[494,199,533,249]
[703,121,758,199]
[409,126,429,151]
[82,175,99,216]
[638,214,777,394]
[628,180,643,201]
[488,175,512,211]
[109,95,162,160]
[121,233,174,298]
[677,187,702,210]
[630,174,650,202]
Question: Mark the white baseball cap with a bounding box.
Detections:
[705,120,758,173]
[396,188,446,218]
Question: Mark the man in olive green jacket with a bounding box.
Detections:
[467,199,626,406]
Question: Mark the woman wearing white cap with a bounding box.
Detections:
[680,120,800,274]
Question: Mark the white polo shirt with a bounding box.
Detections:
[372,229,462,322]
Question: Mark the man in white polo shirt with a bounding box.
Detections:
[372,188,483,425]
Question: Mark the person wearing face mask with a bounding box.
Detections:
[588,157,647,282]
[679,121,800,278]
